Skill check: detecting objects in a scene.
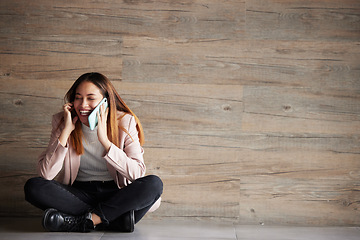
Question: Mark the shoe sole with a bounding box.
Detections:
[129,210,135,233]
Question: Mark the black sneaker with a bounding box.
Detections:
[42,208,94,232]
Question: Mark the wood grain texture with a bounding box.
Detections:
[242,86,360,135]
[0,0,245,39]
[0,0,359,226]
[0,35,123,81]
[122,37,360,92]
[237,149,360,225]
[246,0,360,41]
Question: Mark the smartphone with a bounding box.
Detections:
[88,97,108,130]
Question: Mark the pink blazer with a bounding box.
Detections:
[37,111,160,212]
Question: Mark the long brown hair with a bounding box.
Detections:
[64,72,144,155]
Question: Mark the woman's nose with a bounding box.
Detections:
[81,99,89,107]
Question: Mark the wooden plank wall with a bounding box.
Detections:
[0,0,359,226]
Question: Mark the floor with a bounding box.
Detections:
[0,217,359,240]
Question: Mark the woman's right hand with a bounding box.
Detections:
[63,103,78,132]
[59,103,78,147]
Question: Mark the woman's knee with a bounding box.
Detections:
[24,177,45,200]
[143,175,163,195]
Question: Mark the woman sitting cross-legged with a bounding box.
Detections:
[24,72,163,232]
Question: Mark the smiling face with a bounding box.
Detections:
[73,81,104,126]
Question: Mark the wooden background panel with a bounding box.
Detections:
[240,82,360,225]
[238,149,360,225]
[112,81,243,220]
[242,86,360,135]
[0,79,63,217]
[112,81,243,148]
[122,37,249,84]
[242,113,360,135]
[159,174,240,220]
[0,94,60,148]
[0,171,41,216]
[145,148,241,177]
[0,32,123,216]
[240,176,360,225]
[243,86,360,122]
[237,133,360,154]
[0,0,245,39]
[246,0,360,41]
[0,35,122,58]
[0,78,73,100]
[236,150,360,177]
[131,93,242,133]
[141,146,242,220]
[0,0,359,226]
[0,36,123,81]
[239,198,360,226]
[122,37,360,92]
[114,82,243,102]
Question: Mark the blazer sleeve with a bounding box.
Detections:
[104,114,146,182]
[37,113,69,180]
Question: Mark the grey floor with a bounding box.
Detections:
[0,217,359,240]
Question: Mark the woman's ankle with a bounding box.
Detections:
[91,213,102,226]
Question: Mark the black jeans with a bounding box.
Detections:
[24,175,163,229]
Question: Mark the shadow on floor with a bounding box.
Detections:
[0,217,44,233]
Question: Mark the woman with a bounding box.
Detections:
[24,72,163,232]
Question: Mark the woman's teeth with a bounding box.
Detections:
[80,110,91,116]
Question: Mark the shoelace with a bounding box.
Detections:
[63,215,88,232]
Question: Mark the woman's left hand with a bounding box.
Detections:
[97,104,111,152]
